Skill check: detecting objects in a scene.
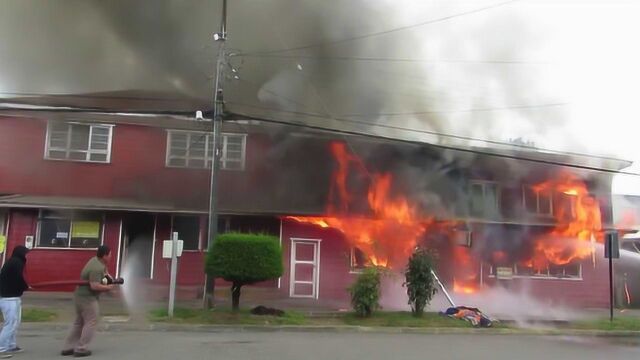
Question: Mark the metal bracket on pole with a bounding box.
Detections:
[168,231,178,318]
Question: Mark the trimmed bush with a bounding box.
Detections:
[206,232,283,310]
[404,247,438,317]
[349,267,381,317]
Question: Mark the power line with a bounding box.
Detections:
[226,101,635,171]
[225,101,614,162]
[243,0,521,56]
[340,102,569,118]
[1,102,634,174]
[235,53,549,65]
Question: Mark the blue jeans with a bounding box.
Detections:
[0,297,21,352]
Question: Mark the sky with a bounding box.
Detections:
[336,0,640,194]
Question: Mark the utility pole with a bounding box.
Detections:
[203,0,227,309]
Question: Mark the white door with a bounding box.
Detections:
[289,239,321,299]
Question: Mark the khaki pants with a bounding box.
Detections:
[63,295,99,352]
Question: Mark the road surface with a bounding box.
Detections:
[15,329,640,359]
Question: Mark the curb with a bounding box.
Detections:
[21,322,640,337]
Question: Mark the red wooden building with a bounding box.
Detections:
[0,114,630,308]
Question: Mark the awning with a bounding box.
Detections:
[0,195,207,214]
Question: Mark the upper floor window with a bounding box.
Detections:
[523,186,553,216]
[166,131,246,170]
[46,122,113,163]
[36,210,103,249]
[469,181,500,219]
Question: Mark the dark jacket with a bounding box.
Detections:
[0,246,29,297]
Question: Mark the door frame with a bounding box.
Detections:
[289,238,321,299]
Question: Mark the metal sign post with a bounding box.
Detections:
[168,231,179,318]
[604,231,620,322]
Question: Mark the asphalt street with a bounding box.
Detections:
[12,329,640,360]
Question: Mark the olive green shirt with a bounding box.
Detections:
[75,256,106,298]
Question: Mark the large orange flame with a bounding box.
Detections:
[288,142,432,269]
[531,172,602,269]
[287,143,605,294]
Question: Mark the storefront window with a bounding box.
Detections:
[37,210,102,249]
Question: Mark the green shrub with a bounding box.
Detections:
[206,232,283,310]
[349,267,381,317]
[404,248,438,317]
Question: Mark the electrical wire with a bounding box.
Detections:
[234,53,549,65]
[224,101,624,163]
[225,101,638,176]
[242,0,521,56]
[1,102,635,175]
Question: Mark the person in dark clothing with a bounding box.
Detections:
[0,245,30,358]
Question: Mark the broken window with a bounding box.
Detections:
[350,247,370,272]
[490,261,581,279]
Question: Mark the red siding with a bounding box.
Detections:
[281,220,358,305]
[481,255,610,308]
[151,214,206,286]
[7,210,119,291]
[281,220,610,308]
[0,117,206,204]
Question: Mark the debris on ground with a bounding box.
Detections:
[440,306,494,327]
[250,305,285,317]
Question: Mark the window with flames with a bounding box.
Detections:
[489,261,582,279]
[350,247,373,272]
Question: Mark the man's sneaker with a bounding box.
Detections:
[73,350,92,357]
[7,347,22,354]
[60,349,74,356]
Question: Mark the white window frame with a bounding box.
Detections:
[489,263,582,280]
[469,181,501,218]
[44,121,114,163]
[165,130,246,170]
[522,185,554,216]
[35,210,105,250]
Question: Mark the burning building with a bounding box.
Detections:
[0,113,631,308]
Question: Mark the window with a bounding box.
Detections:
[166,131,246,170]
[46,122,113,163]
[37,210,103,248]
[171,215,201,250]
[523,186,553,216]
[350,248,370,272]
[489,262,581,279]
[469,181,500,219]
